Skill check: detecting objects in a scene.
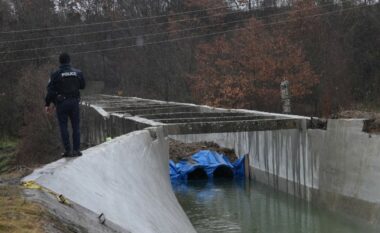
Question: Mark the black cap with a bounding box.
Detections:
[59,53,70,64]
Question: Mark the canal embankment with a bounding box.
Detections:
[20,95,380,231]
[22,127,196,233]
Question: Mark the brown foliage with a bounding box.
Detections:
[189,17,320,111]
[16,64,61,165]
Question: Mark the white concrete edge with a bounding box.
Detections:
[109,112,165,126]
[21,129,148,183]
[334,118,367,121]
[98,94,311,120]
[22,127,196,233]
[125,115,166,126]
[167,117,303,126]
[81,101,110,118]
[92,95,372,124]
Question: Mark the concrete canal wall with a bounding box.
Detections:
[170,126,318,201]
[23,127,196,233]
[79,95,380,225]
[172,119,380,224]
[310,119,380,223]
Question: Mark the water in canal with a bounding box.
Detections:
[173,180,379,233]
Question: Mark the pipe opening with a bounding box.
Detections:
[213,165,234,179]
[187,167,208,180]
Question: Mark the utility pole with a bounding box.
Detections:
[280,80,291,114]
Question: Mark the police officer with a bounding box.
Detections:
[45,53,85,157]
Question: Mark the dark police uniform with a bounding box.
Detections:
[45,64,85,154]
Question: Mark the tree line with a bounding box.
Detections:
[0,0,379,163]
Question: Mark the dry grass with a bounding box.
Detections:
[0,169,79,233]
[0,185,47,233]
[0,139,17,174]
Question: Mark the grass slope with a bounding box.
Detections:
[0,139,17,174]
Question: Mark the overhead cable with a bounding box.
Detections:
[0,2,361,54]
[0,0,348,45]
[0,4,370,64]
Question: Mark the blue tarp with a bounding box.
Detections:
[170,150,246,181]
[176,160,206,180]
[169,160,180,180]
[232,156,245,178]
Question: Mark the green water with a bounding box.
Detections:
[173,180,379,233]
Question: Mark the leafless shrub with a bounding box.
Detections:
[15,64,62,165]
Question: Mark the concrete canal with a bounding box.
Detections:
[24,95,379,232]
[174,180,379,233]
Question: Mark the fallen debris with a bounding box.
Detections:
[169,139,237,163]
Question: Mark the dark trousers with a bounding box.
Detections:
[56,98,80,152]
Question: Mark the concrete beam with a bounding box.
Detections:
[157,115,275,124]
[91,101,158,108]
[140,112,251,119]
[127,106,200,116]
[165,118,303,135]
[103,104,184,112]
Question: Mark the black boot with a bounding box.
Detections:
[61,151,72,157]
[72,151,82,157]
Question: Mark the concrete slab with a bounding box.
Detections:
[23,128,196,233]
[140,112,250,119]
[103,104,183,112]
[165,118,302,135]
[157,115,275,123]
[128,95,310,119]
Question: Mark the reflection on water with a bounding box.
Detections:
[173,180,379,233]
